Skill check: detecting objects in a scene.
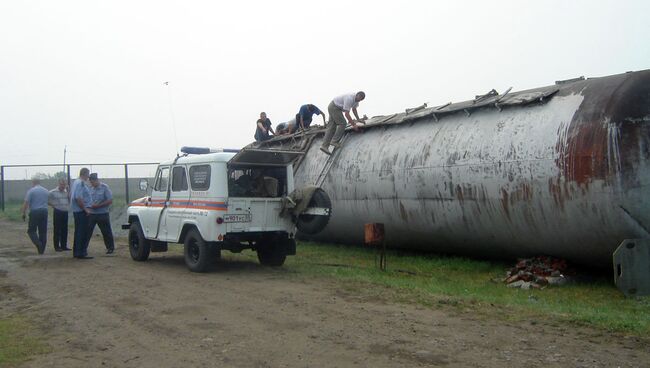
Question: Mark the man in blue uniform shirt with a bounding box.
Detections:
[70,168,93,259]
[87,173,115,254]
[21,177,50,254]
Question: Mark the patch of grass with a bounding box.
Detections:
[0,315,49,366]
[232,241,650,336]
[0,202,23,222]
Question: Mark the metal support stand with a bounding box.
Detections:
[378,239,387,271]
[365,223,386,271]
[614,239,650,297]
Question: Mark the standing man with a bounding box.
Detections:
[296,104,326,131]
[21,177,50,255]
[254,112,275,142]
[70,168,93,259]
[48,178,71,252]
[320,91,366,155]
[87,173,115,254]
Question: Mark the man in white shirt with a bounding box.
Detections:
[320,91,365,155]
[48,178,71,252]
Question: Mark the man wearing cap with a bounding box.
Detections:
[70,168,93,259]
[87,173,115,254]
[48,178,71,251]
[320,91,366,155]
[296,104,326,131]
[21,177,50,254]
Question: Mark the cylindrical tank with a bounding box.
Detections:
[262,70,650,266]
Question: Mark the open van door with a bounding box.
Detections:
[225,148,304,233]
[227,148,304,167]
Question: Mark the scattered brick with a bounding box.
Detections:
[504,256,569,289]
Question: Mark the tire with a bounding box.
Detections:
[296,188,332,235]
[184,228,214,272]
[257,239,287,267]
[129,220,151,262]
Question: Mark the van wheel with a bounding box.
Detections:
[257,241,287,267]
[296,188,332,235]
[184,228,213,272]
[129,221,151,261]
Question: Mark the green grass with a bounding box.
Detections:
[229,241,650,336]
[0,202,23,222]
[0,316,49,366]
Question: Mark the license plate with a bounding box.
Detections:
[223,214,252,223]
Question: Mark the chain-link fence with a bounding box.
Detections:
[1,162,158,211]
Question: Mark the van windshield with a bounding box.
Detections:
[228,166,287,198]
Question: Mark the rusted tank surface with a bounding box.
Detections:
[258,70,650,266]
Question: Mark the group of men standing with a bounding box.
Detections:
[21,168,115,259]
[254,91,366,155]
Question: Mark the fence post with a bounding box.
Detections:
[1,166,5,212]
[66,165,71,187]
[124,164,129,204]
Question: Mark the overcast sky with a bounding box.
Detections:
[1,0,648,178]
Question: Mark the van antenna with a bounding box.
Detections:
[163,81,180,153]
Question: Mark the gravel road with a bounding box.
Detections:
[0,219,647,367]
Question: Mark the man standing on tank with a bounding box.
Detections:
[320,91,365,155]
[21,177,50,254]
[70,168,93,259]
[254,112,275,142]
[48,177,71,251]
[87,173,115,254]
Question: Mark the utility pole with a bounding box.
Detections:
[63,145,67,176]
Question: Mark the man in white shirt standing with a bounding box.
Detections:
[320,91,365,155]
[48,178,71,252]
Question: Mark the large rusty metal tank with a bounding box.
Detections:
[258,70,650,266]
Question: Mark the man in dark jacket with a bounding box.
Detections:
[254,112,275,142]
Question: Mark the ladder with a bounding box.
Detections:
[314,133,349,187]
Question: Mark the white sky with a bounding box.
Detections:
[1,0,649,178]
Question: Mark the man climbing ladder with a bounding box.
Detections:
[320,91,366,155]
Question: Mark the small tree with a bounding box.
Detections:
[31,172,50,180]
[53,171,67,180]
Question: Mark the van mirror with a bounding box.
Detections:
[139,178,149,192]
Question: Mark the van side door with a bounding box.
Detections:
[163,165,189,241]
[140,165,169,239]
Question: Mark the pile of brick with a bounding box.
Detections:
[504,256,568,289]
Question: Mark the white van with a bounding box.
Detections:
[123,147,331,272]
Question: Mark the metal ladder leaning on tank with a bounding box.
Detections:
[314,133,350,187]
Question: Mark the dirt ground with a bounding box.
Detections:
[0,219,648,368]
